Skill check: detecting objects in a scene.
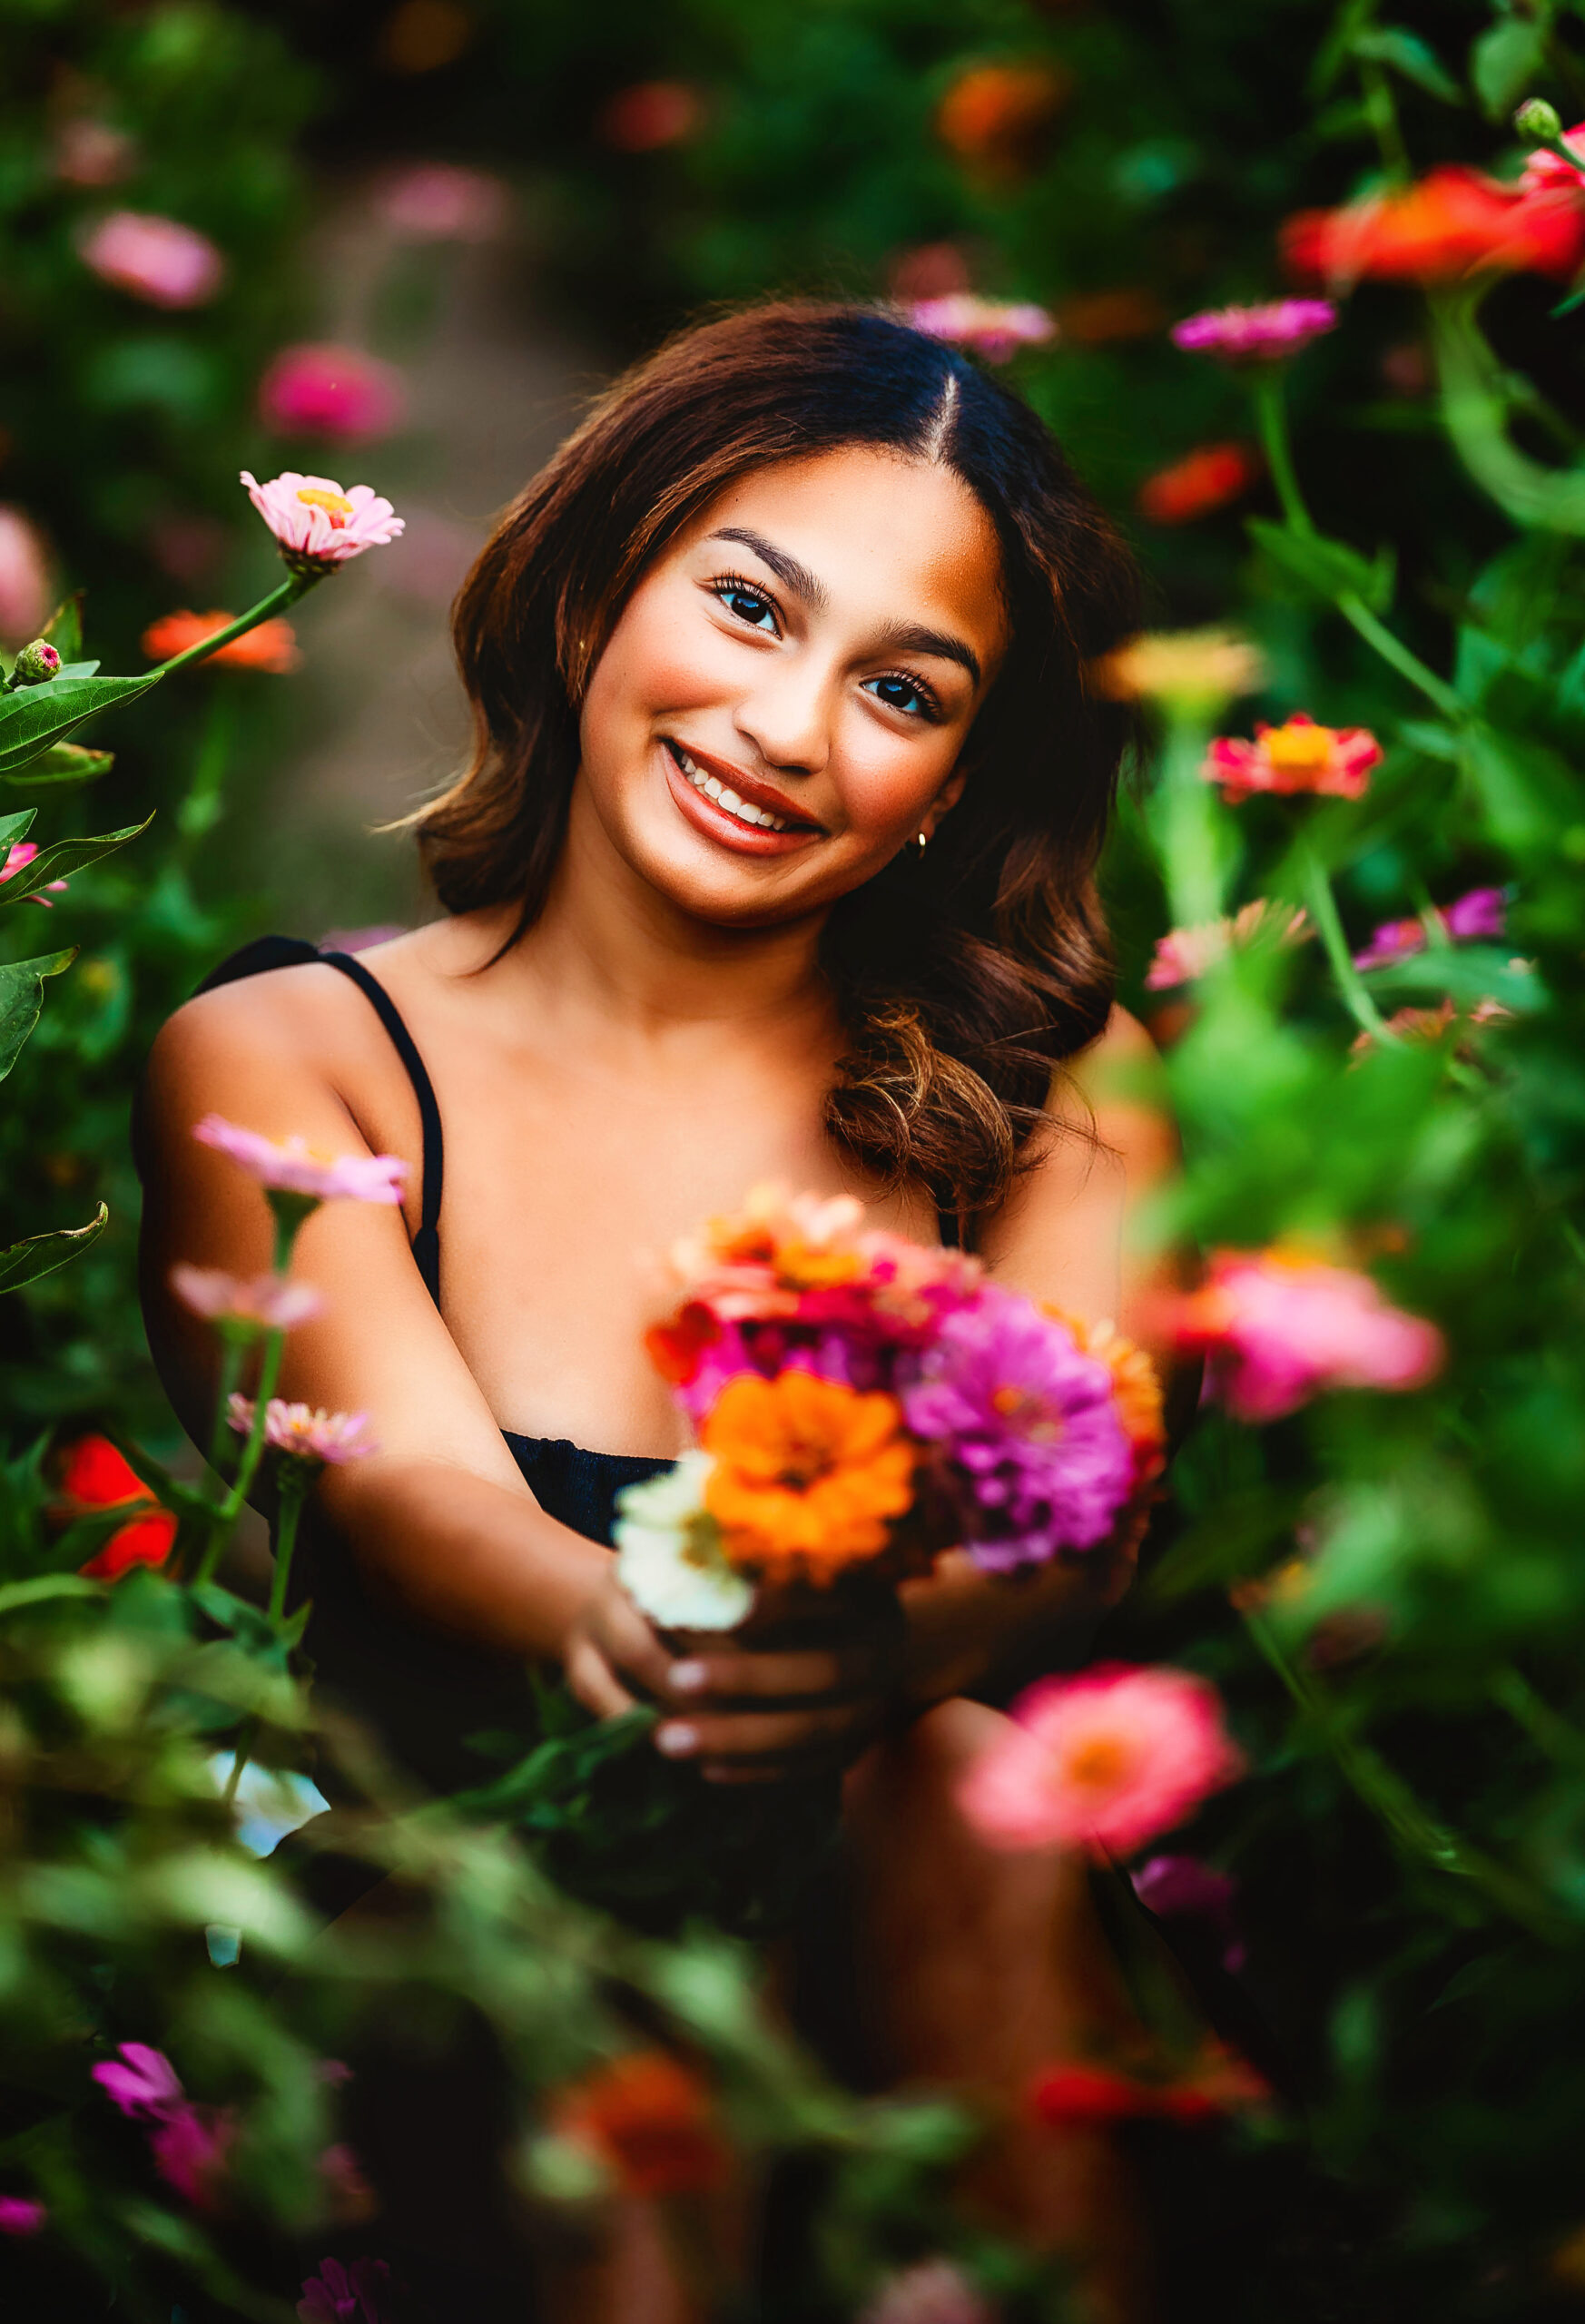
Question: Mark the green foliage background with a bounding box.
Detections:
[4,0,1585,2316]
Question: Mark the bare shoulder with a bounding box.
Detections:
[1057,1003,1171,1122]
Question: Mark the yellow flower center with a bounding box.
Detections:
[1262,721,1334,771]
[295,486,355,529]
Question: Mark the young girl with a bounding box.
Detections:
[139,302,1178,2318]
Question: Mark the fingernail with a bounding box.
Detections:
[669,1660,708,1693]
[655,1722,699,1757]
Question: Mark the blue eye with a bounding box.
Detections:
[864,673,935,720]
[714,579,778,632]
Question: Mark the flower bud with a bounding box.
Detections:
[1515,97,1563,143]
[7,639,61,687]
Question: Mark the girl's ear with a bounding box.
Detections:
[922,763,969,842]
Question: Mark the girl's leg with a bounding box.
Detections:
[843,1697,1155,2324]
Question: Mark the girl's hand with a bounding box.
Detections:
[563,1568,906,1785]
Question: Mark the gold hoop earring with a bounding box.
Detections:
[916,831,929,853]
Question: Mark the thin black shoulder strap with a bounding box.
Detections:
[319,951,445,1308]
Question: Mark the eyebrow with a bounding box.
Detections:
[706,527,983,691]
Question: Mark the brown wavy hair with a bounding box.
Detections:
[417,301,1140,1220]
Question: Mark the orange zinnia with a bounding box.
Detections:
[702,1370,916,1583]
[552,2052,727,2197]
[141,610,300,672]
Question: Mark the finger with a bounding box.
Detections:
[654,1700,872,1765]
[665,1641,884,1707]
[565,1639,636,1720]
[600,1601,677,1702]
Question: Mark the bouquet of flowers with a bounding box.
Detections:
[615,1183,1165,1633]
[479,1186,1164,1936]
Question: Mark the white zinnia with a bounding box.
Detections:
[614,1452,753,1631]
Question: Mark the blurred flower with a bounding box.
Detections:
[379,0,476,74]
[259,346,405,443]
[908,293,1056,361]
[193,1114,408,1204]
[1093,627,1266,715]
[1380,340,1432,398]
[298,2256,392,2324]
[1171,299,1337,363]
[171,1264,325,1332]
[551,2052,728,2197]
[1137,441,1260,526]
[1521,118,1585,193]
[1352,885,1506,971]
[58,1436,176,1581]
[1046,1309,1167,1491]
[959,1663,1244,1856]
[6,638,60,686]
[240,472,405,576]
[54,116,136,186]
[1031,2043,1267,2127]
[150,2104,235,2209]
[378,160,507,240]
[1146,899,1312,990]
[859,2257,996,2324]
[0,509,52,643]
[79,211,224,308]
[228,1397,379,1466]
[888,242,971,302]
[93,2042,184,2120]
[318,924,407,954]
[1,842,69,906]
[142,611,300,672]
[1283,165,1585,285]
[615,1452,754,1631]
[1204,712,1383,803]
[1168,1248,1443,1422]
[1060,288,1165,344]
[936,61,1070,175]
[903,1290,1134,1569]
[0,2197,45,2236]
[703,1371,916,1582]
[596,81,705,152]
[1349,995,1513,1057]
[1132,1854,1245,1970]
[148,512,228,586]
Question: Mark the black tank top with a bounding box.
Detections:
[195,936,968,1789]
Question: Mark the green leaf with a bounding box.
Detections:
[1354,25,1461,102]
[104,1430,212,1521]
[1471,17,1547,115]
[1,741,113,788]
[1247,517,1395,611]
[0,1202,108,1295]
[0,1572,104,1617]
[0,812,153,905]
[1462,726,1575,854]
[52,661,101,680]
[41,593,84,665]
[0,672,162,777]
[0,807,36,852]
[0,948,75,1080]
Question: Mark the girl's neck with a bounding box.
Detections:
[487,785,836,1046]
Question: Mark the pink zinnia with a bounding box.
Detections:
[259,345,405,444]
[79,211,225,308]
[1352,885,1506,972]
[0,842,68,906]
[192,1113,407,1204]
[229,1396,379,1465]
[858,2257,996,2324]
[1521,122,1585,193]
[909,293,1057,361]
[0,507,52,643]
[1146,899,1310,990]
[1171,299,1337,362]
[170,1264,326,1331]
[1171,1248,1443,1422]
[1204,712,1382,803]
[149,2104,235,2210]
[93,2041,184,2120]
[241,471,404,576]
[379,162,507,241]
[298,2256,392,2324]
[959,1663,1244,1856]
[0,2195,45,2236]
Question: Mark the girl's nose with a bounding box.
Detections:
[732,652,836,779]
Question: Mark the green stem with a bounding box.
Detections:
[147,576,316,678]
[206,1334,247,1482]
[1358,56,1409,181]
[222,1717,256,1809]
[1251,370,1313,535]
[1334,591,1466,722]
[177,686,239,849]
[1299,838,1394,1041]
[193,1325,286,1587]
[267,1468,312,1623]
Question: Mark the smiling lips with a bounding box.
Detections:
[663,737,823,854]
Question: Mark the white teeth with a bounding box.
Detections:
[672,746,790,832]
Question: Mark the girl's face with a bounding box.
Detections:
[574,446,1009,927]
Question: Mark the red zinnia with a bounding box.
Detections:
[1283,164,1585,286]
[59,1435,177,1580]
[551,2053,728,2198]
[1137,443,1260,526]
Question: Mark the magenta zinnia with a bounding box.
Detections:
[1171,299,1337,362]
[902,1288,1134,1569]
[1170,1248,1443,1421]
[1352,885,1506,972]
